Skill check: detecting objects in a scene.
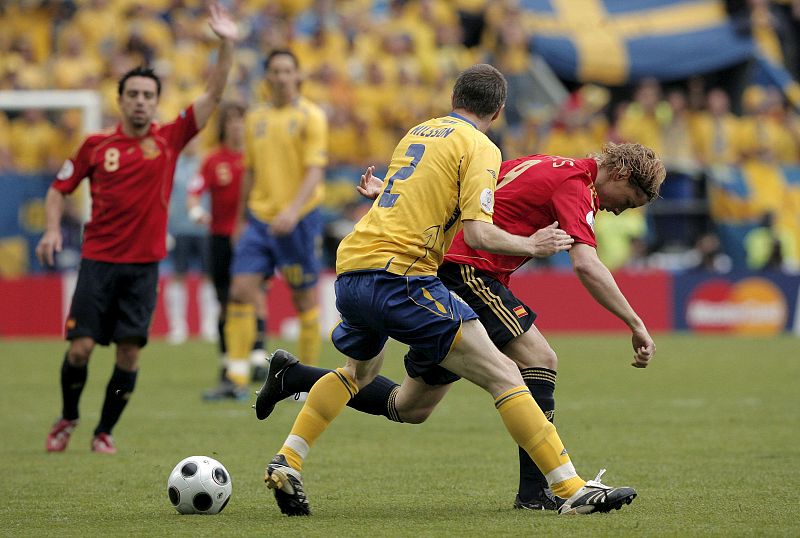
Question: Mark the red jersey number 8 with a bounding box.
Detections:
[104,148,120,172]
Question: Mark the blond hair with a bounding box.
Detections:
[594,142,666,201]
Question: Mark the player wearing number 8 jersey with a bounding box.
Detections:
[263,64,637,517]
[36,2,239,455]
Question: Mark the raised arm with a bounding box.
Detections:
[35,187,67,267]
[569,242,655,368]
[192,2,239,130]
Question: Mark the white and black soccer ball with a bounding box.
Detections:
[167,456,232,515]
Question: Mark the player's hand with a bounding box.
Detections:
[271,208,299,236]
[208,2,239,42]
[356,166,383,200]
[529,221,573,258]
[189,205,211,226]
[630,326,655,368]
[36,230,63,267]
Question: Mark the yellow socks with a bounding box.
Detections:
[298,307,320,366]
[223,303,255,386]
[494,386,586,499]
[278,368,358,471]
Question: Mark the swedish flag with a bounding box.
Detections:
[523,0,755,85]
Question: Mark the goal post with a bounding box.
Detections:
[0,89,103,222]
[0,89,102,133]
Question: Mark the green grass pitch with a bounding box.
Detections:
[1,334,798,536]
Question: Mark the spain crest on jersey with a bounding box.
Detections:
[140,137,161,160]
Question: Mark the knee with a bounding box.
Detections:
[67,340,94,366]
[527,347,558,371]
[115,344,141,371]
[228,279,255,305]
[398,405,434,425]
[291,289,317,312]
[541,347,558,371]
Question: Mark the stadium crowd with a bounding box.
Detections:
[1,0,800,273]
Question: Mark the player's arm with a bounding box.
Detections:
[187,193,210,225]
[35,187,67,267]
[271,106,328,235]
[358,167,572,256]
[270,165,324,235]
[192,2,238,130]
[569,242,655,368]
[187,167,211,225]
[462,219,573,258]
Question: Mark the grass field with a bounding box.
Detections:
[1,334,798,537]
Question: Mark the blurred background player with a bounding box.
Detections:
[35,2,238,454]
[224,49,328,392]
[258,142,665,512]
[187,101,269,400]
[165,137,218,346]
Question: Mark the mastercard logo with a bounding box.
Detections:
[685,278,787,335]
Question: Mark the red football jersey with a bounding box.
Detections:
[444,154,599,286]
[52,106,199,263]
[189,145,243,236]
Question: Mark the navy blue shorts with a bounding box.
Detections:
[66,259,158,347]
[171,233,209,274]
[331,270,478,384]
[438,263,536,349]
[231,209,322,290]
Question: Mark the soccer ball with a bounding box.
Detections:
[167,456,232,515]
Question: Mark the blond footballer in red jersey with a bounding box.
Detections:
[36,3,239,455]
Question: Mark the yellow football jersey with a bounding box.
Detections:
[244,97,328,222]
[337,113,501,276]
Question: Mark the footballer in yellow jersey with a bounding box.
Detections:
[336,112,501,276]
[221,49,328,393]
[244,96,328,223]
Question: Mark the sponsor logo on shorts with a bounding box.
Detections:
[449,290,468,305]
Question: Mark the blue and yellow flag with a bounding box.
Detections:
[523,0,755,85]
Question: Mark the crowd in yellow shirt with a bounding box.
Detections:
[1,0,799,271]
[2,0,799,171]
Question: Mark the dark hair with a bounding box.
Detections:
[217,101,246,143]
[452,64,507,119]
[117,65,161,96]
[263,49,299,71]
